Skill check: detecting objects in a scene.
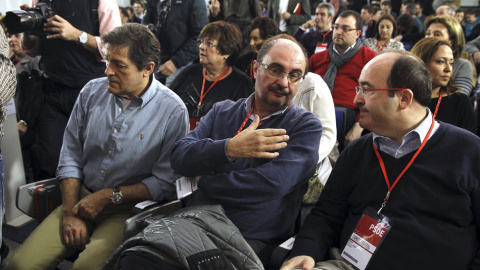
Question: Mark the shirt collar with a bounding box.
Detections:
[115,75,156,108]
[333,40,358,55]
[244,93,291,121]
[373,108,439,150]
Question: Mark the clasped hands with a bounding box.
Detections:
[62,190,110,250]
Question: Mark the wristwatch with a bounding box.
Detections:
[110,186,123,205]
[78,31,88,44]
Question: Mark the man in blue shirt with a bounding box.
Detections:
[5,23,189,270]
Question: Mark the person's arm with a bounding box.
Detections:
[138,102,189,201]
[60,177,88,250]
[170,103,322,205]
[280,255,316,270]
[294,73,335,162]
[168,0,208,70]
[251,0,263,18]
[41,0,120,59]
[345,122,363,146]
[465,36,480,65]
[453,58,474,96]
[283,0,311,26]
[0,27,17,107]
[71,182,152,220]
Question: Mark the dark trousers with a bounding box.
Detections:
[36,79,81,179]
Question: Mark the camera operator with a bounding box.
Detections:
[25,0,120,180]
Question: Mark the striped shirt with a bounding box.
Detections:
[0,28,17,141]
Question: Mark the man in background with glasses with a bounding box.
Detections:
[309,10,376,150]
[281,50,480,270]
[111,37,322,270]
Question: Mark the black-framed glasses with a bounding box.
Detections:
[197,39,218,48]
[258,62,305,84]
[355,86,406,95]
[333,25,357,32]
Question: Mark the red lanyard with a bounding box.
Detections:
[235,103,291,136]
[374,91,442,215]
[376,40,388,52]
[197,66,231,111]
[321,30,332,42]
[249,54,256,79]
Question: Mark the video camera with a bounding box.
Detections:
[3,3,56,35]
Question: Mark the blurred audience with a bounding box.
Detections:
[236,17,280,82]
[293,2,335,57]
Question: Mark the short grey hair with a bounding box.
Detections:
[317,3,335,17]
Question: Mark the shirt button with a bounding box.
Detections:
[118,108,122,112]
[398,150,403,154]
[114,129,118,133]
[108,150,112,154]
[100,170,105,174]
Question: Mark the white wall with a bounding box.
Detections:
[0,0,31,15]
[460,0,478,6]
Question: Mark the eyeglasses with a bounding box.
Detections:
[355,86,406,95]
[197,39,218,48]
[333,25,358,32]
[258,62,305,84]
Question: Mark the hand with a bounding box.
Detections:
[393,35,402,41]
[43,15,82,42]
[17,121,27,136]
[209,0,220,17]
[302,20,316,29]
[282,11,291,20]
[19,4,30,10]
[474,52,480,65]
[158,60,177,77]
[345,122,363,146]
[226,115,289,160]
[195,175,201,182]
[280,255,316,270]
[61,214,89,250]
[72,190,110,220]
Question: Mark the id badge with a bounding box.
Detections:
[341,207,392,270]
[314,42,328,54]
[189,117,200,131]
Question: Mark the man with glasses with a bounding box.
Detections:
[293,3,335,57]
[309,10,376,149]
[111,37,322,270]
[281,50,480,270]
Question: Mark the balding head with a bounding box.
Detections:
[436,5,455,17]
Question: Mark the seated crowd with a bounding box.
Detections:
[1,0,480,269]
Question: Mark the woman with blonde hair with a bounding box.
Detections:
[424,15,477,96]
[411,37,476,133]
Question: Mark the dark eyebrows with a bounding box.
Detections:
[358,81,372,88]
[268,62,303,74]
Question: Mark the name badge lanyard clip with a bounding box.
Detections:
[195,66,231,117]
[375,91,443,215]
[235,102,291,136]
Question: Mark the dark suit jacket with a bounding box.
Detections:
[364,19,376,39]
[267,0,311,35]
